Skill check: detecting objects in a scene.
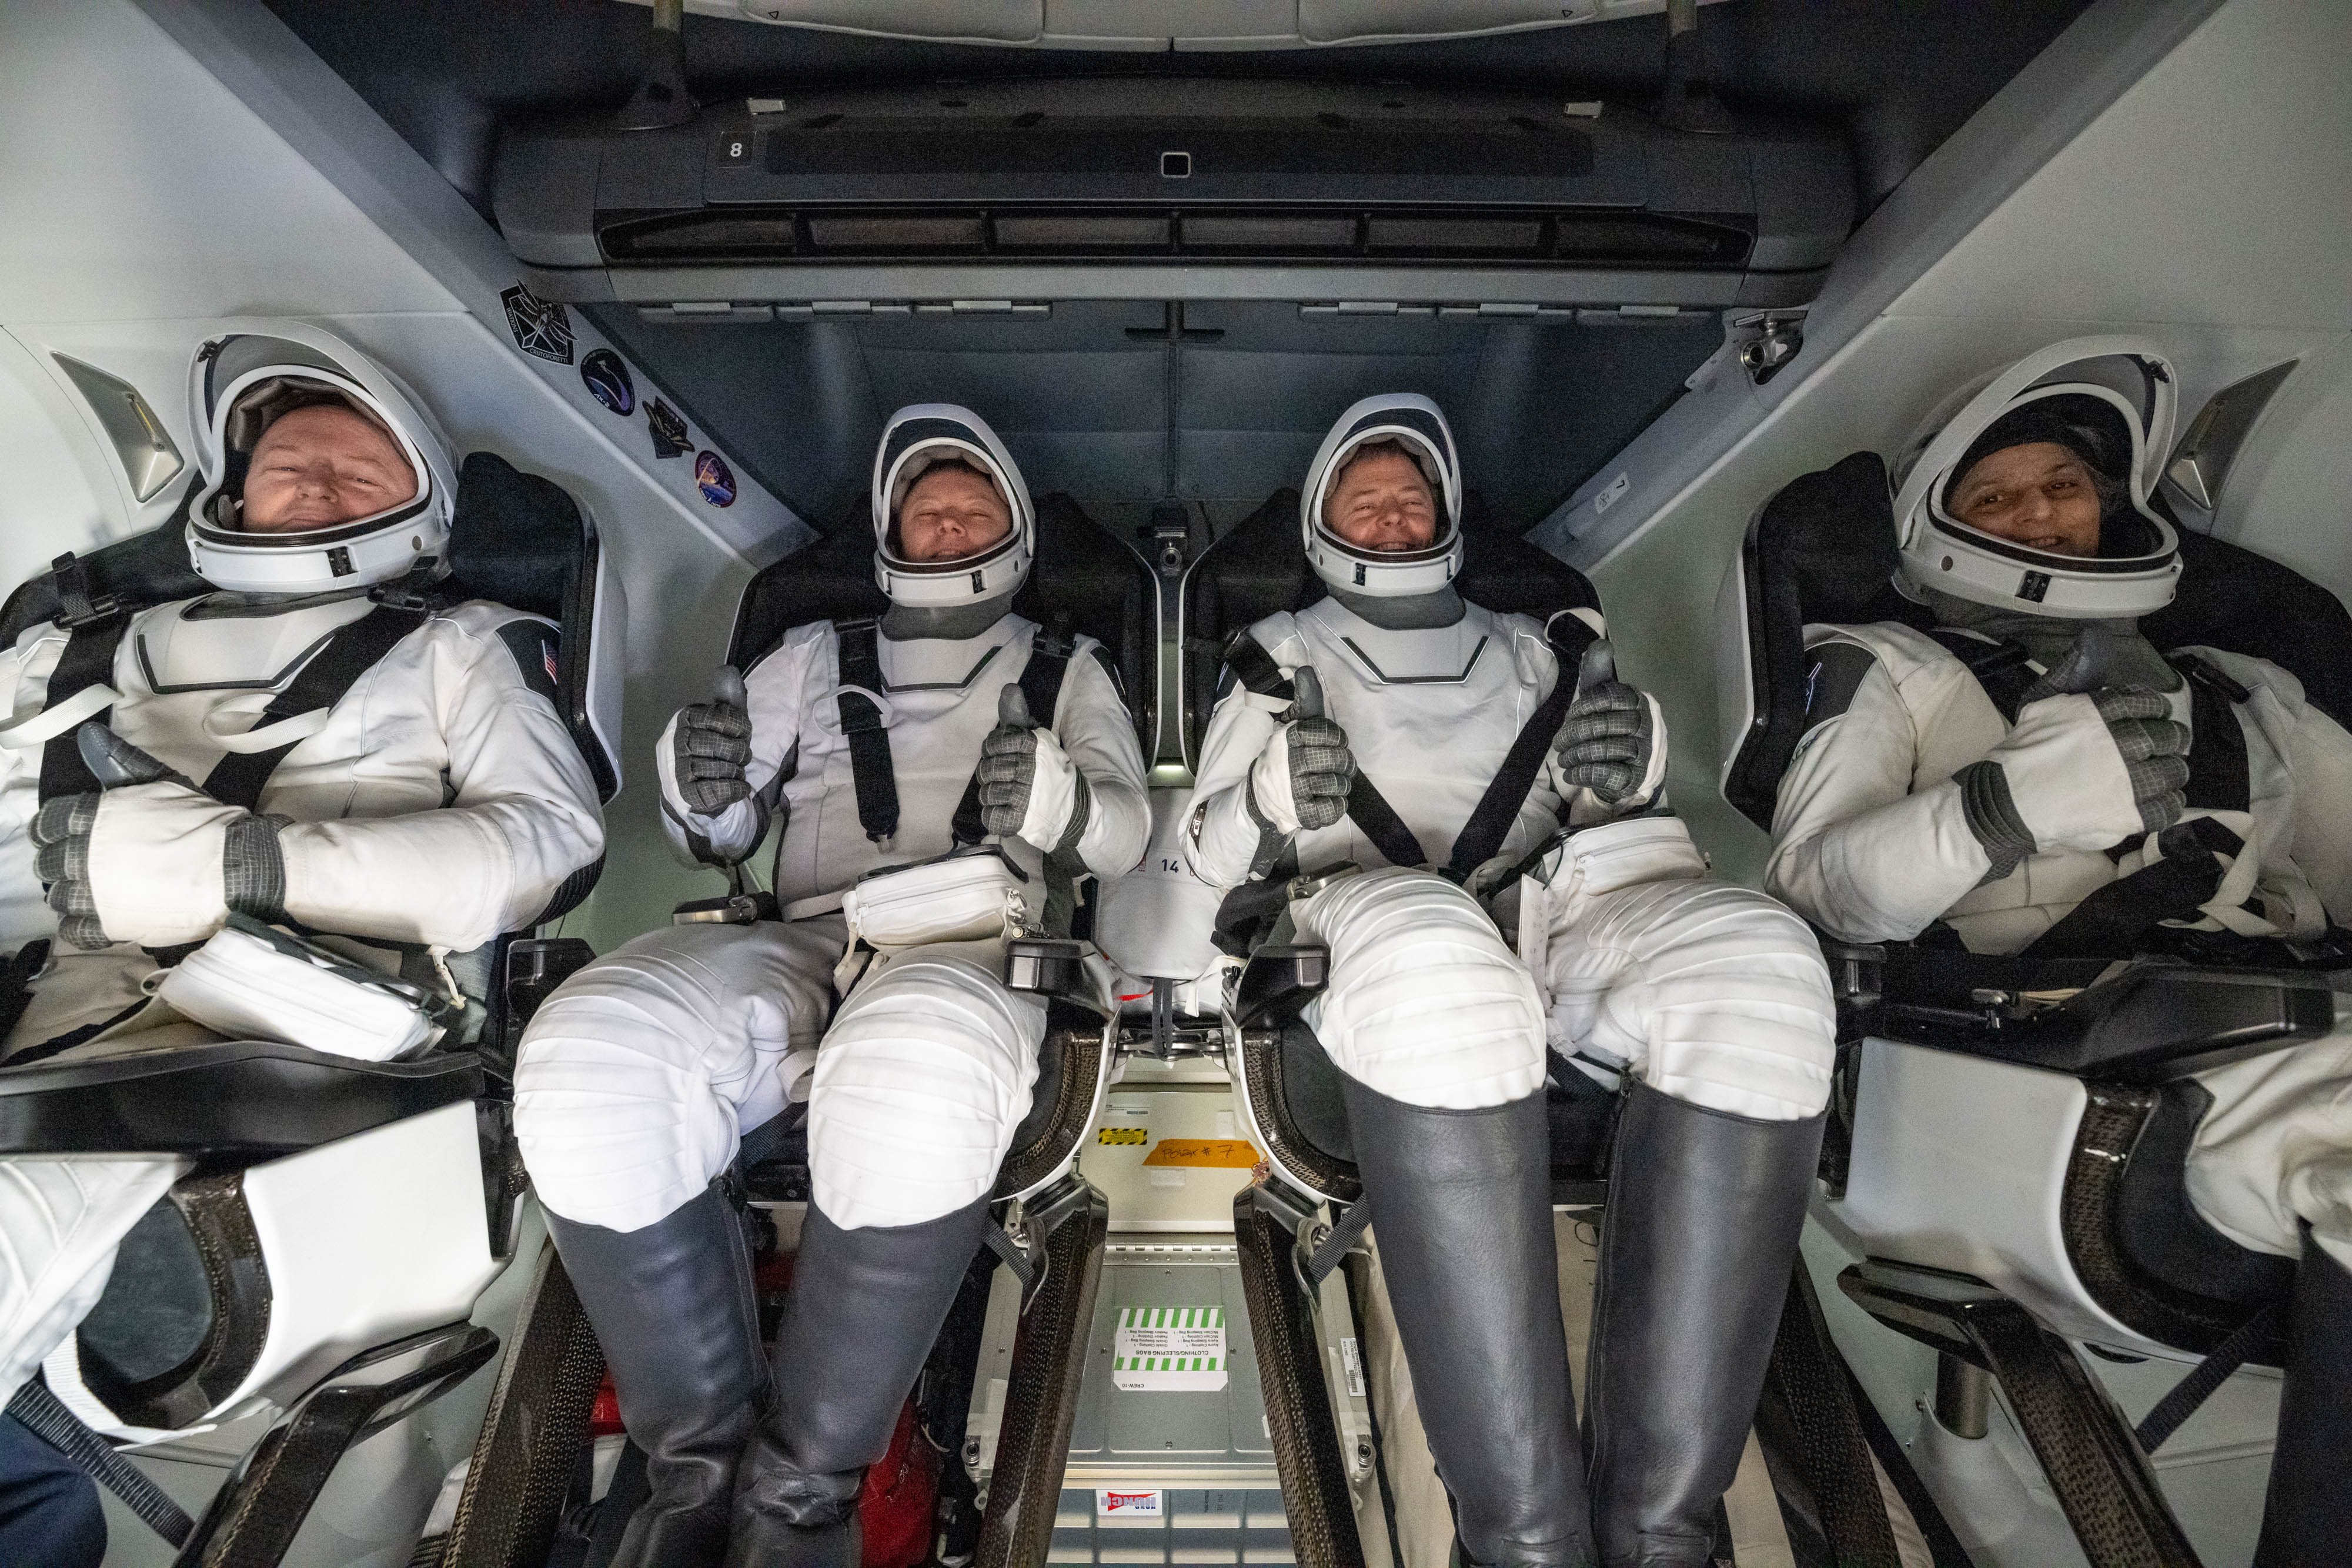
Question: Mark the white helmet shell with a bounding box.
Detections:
[1892,336,2181,620]
[1301,394,1464,599]
[870,404,1034,609]
[185,322,456,594]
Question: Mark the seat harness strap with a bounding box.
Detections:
[1222,614,1601,884]
[35,618,132,805]
[1221,632,1428,871]
[950,628,1076,847]
[1942,643,2263,965]
[200,603,431,812]
[834,617,899,845]
[6,1375,195,1546]
[2134,1296,2284,1455]
[1440,611,1600,884]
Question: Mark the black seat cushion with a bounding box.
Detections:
[1725,451,2352,828]
[1182,487,1601,758]
[0,1040,482,1161]
[727,496,1155,747]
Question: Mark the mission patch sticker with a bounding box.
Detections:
[580,349,634,415]
[500,284,575,365]
[1112,1305,1227,1392]
[696,450,737,506]
[647,398,692,459]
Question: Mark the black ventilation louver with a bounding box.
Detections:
[594,206,1755,267]
[495,81,1853,308]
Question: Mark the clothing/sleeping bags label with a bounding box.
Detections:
[1098,1489,1164,1517]
[1112,1305,1228,1392]
[1141,1139,1260,1168]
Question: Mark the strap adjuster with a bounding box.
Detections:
[48,554,120,631]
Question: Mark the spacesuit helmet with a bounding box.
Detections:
[1892,337,2180,620]
[1301,393,1464,599]
[870,404,1034,608]
[184,322,457,595]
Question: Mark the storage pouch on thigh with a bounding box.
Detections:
[839,846,1038,954]
[153,915,450,1061]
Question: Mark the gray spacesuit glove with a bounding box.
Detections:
[1549,640,1669,816]
[30,793,106,950]
[980,685,1092,852]
[32,726,288,948]
[1244,668,1354,835]
[1554,687,1658,805]
[671,675,755,815]
[1955,686,2189,880]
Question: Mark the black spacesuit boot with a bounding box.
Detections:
[1584,1083,1824,1567]
[723,1197,991,1568]
[547,1181,766,1568]
[1342,1076,1598,1567]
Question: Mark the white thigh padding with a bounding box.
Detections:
[2184,1030,2352,1271]
[1545,877,1835,1122]
[809,941,1046,1230]
[0,1156,189,1407]
[515,920,843,1232]
[1297,868,1545,1109]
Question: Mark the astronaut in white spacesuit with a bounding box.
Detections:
[1765,340,2352,1567]
[514,405,1150,1568]
[1185,396,1837,1568]
[0,325,606,1557]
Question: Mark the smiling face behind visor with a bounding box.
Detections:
[1301,393,1464,599]
[1892,338,2180,621]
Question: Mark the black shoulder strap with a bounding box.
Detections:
[202,605,430,812]
[1442,611,1601,882]
[36,616,133,804]
[1221,630,1428,871]
[952,627,1075,847]
[834,617,898,846]
[2016,815,2244,964]
[2174,654,2253,813]
[1928,628,2039,723]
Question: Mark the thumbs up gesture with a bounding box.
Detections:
[1549,638,1669,815]
[980,682,1088,851]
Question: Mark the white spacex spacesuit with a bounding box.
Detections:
[1763,339,2352,1567]
[513,405,1148,1568]
[1185,396,1836,1568]
[0,325,605,1416]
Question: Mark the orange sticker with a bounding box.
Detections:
[1142,1139,1262,1169]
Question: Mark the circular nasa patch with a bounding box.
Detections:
[580,349,634,416]
[695,450,736,507]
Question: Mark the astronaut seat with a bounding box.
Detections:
[1180,485,1622,1206]
[639,486,1159,1568]
[0,448,623,1565]
[1716,447,2352,1562]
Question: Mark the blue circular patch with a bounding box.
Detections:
[695,450,736,507]
[580,349,634,416]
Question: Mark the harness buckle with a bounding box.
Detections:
[48,554,120,631]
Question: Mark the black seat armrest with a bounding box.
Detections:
[1235,944,1328,1029]
[0,1040,483,1161]
[1881,959,2334,1084]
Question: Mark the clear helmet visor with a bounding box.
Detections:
[868,404,1034,609]
[1893,340,2181,618]
[183,325,455,593]
[1301,394,1465,598]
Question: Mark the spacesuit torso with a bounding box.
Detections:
[656,611,1147,902]
[1768,620,2352,953]
[0,590,606,1049]
[1187,596,1591,885]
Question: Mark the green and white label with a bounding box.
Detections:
[1112,1305,1228,1392]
